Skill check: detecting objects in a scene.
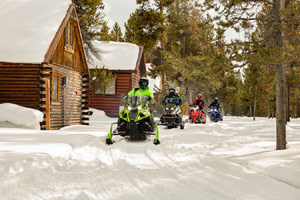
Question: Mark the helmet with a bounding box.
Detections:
[197,94,202,100]
[138,77,149,90]
[169,87,175,94]
[214,97,218,103]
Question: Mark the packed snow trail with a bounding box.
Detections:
[0,117,300,200]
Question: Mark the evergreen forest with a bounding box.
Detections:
[73,0,300,150]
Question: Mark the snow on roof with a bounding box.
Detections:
[0,0,72,63]
[88,41,140,71]
[146,63,161,92]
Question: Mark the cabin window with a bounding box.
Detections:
[65,21,73,49]
[95,79,116,95]
[52,72,60,102]
[90,67,116,96]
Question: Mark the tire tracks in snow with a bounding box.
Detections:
[141,142,233,200]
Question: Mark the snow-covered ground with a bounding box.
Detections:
[0,110,300,199]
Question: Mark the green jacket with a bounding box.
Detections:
[128,86,154,99]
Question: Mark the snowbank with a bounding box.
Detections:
[0,103,43,130]
[88,108,111,121]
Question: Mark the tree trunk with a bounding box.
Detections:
[161,72,166,92]
[267,99,270,118]
[274,0,286,150]
[249,99,252,117]
[253,88,257,121]
[186,80,194,105]
[286,84,290,122]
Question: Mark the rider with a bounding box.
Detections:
[128,77,154,101]
[161,87,182,107]
[209,97,221,111]
[193,93,205,111]
[127,77,154,129]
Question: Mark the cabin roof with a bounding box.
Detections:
[0,0,72,64]
[88,41,141,71]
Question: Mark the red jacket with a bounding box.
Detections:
[193,99,205,110]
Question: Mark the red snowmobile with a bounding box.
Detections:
[189,105,206,124]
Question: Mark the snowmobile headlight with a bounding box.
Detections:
[137,105,142,110]
[171,107,175,110]
[128,106,132,111]
[166,108,169,110]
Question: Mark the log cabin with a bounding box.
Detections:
[0,0,89,130]
[88,41,147,117]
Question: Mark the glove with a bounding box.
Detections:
[148,96,154,104]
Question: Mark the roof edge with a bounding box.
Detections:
[135,46,144,71]
[43,4,73,63]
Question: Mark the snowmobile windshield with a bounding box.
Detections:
[126,95,149,110]
[209,106,218,112]
[165,103,176,110]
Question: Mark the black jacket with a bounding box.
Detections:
[209,102,221,110]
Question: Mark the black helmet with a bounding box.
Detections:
[169,87,175,94]
[214,97,218,103]
[139,77,149,90]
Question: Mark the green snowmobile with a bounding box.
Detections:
[106,94,160,145]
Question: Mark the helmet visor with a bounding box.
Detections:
[141,81,148,86]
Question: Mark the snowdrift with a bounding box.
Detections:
[0,103,44,130]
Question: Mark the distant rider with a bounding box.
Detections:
[209,97,221,111]
[161,87,182,107]
[193,94,205,111]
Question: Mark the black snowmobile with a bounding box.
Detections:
[158,103,185,129]
[106,94,160,145]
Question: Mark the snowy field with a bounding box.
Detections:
[0,110,300,199]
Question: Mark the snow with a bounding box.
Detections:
[147,63,161,92]
[0,111,300,199]
[0,0,72,63]
[0,103,43,130]
[88,41,140,70]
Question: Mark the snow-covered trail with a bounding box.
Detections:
[0,117,300,200]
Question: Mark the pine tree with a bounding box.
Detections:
[72,0,106,60]
[124,8,164,53]
[99,21,111,41]
[110,22,124,42]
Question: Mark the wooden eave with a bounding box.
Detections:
[43,4,89,74]
[136,46,144,71]
[110,70,136,73]
[0,62,41,66]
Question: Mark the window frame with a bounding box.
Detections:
[94,77,117,97]
[51,72,60,102]
[65,20,74,52]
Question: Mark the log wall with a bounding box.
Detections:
[89,73,131,116]
[0,63,42,109]
[48,64,83,129]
